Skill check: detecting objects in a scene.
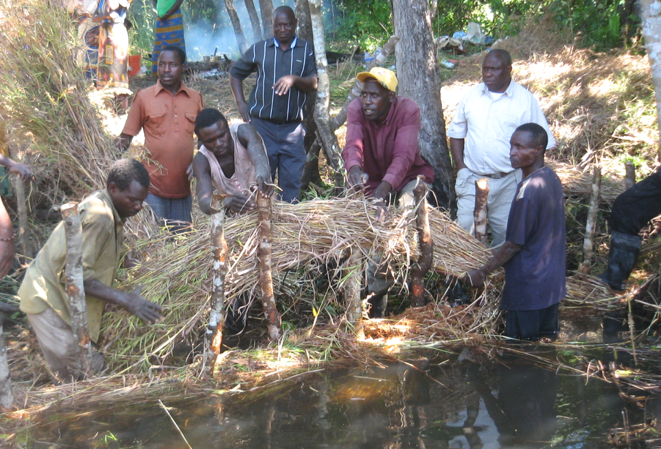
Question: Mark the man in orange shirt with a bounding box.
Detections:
[118,46,203,229]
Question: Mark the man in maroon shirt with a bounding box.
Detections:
[342,68,434,317]
[343,67,434,213]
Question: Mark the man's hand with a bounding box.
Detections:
[273,75,297,96]
[122,251,138,269]
[225,192,256,214]
[7,161,33,183]
[237,102,251,123]
[347,166,368,189]
[0,240,15,278]
[462,268,487,288]
[125,285,163,324]
[255,169,274,198]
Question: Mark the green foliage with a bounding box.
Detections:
[331,0,393,52]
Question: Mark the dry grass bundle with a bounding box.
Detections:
[0,0,117,199]
[547,160,625,205]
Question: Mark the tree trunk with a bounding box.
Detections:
[579,166,601,274]
[410,179,433,307]
[13,176,31,257]
[61,202,93,378]
[0,323,12,410]
[473,178,489,245]
[294,0,319,194]
[257,195,282,341]
[392,0,455,210]
[308,0,343,189]
[640,0,661,159]
[225,0,249,55]
[244,0,263,43]
[259,0,274,39]
[207,198,227,361]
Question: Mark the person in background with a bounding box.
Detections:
[152,0,185,75]
[598,166,661,291]
[192,108,273,215]
[229,6,317,203]
[464,123,565,342]
[19,159,162,383]
[448,49,556,247]
[118,46,203,229]
[95,0,131,89]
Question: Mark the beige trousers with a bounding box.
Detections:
[27,308,104,383]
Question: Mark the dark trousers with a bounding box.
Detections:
[251,117,306,203]
[504,303,559,341]
[610,168,661,235]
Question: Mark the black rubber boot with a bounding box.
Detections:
[367,293,388,318]
[597,231,642,291]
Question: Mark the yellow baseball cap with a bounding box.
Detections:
[356,67,398,92]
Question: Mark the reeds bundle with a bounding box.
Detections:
[548,160,625,204]
[0,0,116,198]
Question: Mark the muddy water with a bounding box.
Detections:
[28,351,643,449]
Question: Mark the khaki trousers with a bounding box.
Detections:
[27,308,104,383]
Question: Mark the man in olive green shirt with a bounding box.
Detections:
[19,159,162,383]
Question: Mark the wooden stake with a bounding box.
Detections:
[625,160,636,190]
[411,178,433,307]
[579,165,601,274]
[61,202,93,378]
[0,322,12,410]
[13,174,31,257]
[257,195,282,341]
[344,246,364,336]
[208,196,227,359]
[473,178,489,246]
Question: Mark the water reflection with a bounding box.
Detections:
[29,352,638,448]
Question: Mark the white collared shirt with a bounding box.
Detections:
[447,81,556,175]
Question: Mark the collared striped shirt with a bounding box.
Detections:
[230,36,317,124]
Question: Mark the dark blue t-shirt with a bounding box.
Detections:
[502,166,566,311]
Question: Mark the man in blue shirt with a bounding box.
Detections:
[464,123,566,341]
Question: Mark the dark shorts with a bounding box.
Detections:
[504,303,560,341]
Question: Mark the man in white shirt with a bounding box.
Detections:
[448,49,556,246]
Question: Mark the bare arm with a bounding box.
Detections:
[463,241,522,288]
[0,154,32,182]
[192,152,214,215]
[273,75,318,96]
[237,124,273,197]
[84,279,162,324]
[230,75,251,123]
[450,137,467,172]
[117,133,133,153]
[0,198,15,278]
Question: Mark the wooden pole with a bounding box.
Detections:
[473,178,489,246]
[308,0,344,189]
[625,160,636,190]
[344,246,363,336]
[225,0,249,55]
[0,322,12,410]
[244,0,263,43]
[410,178,433,307]
[61,202,93,378]
[579,165,601,274]
[257,195,282,341]
[13,174,31,257]
[208,196,227,360]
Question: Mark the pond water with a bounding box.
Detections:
[27,349,648,449]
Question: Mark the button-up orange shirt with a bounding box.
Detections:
[122,80,203,198]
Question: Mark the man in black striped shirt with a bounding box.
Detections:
[230,6,318,203]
